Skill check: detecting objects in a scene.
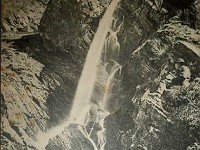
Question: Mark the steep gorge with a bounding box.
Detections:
[1,0,200,150]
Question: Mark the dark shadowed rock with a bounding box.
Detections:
[46,124,95,150]
[1,0,200,150]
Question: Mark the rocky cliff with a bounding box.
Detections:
[1,0,200,150]
[1,0,49,34]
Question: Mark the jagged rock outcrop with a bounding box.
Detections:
[46,124,95,150]
[1,0,200,150]
[39,0,111,63]
[1,42,49,149]
[1,0,111,149]
[1,0,49,34]
[104,5,200,149]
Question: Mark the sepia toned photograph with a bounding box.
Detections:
[1,0,200,149]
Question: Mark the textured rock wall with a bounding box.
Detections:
[1,0,200,150]
[1,0,49,33]
[39,0,111,63]
[104,17,200,150]
[44,0,200,149]
[1,0,111,149]
[45,124,95,150]
[1,42,49,149]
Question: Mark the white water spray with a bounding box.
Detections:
[69,0,121,125]
[36,121,69,149]
[96,110,110,150]
[102,61,122,109]
[36,0,122,149]
[104,16,124,63]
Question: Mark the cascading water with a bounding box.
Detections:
[36,0,122,149]
[103,16,124,63]
[68,0,123,148]
[68,0,121,125]
[95,23,123,149]
[101,60,122,109]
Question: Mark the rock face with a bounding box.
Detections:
[104,16,200,150]
[39,0,111,63]
[1,42,49,149]
[1,0,49,33]
[1,0,200,150]
[45,124,95,150]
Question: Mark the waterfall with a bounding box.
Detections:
[101,60,122,109]
[103,16,124,63]
[36,121,69,149]
[67,0,122,149]
[36,1,122,149]
[68,0,121,125]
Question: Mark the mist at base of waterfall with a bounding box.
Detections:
[35,0,122,149]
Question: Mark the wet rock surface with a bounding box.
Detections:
[1,0,200,150]
[45,124,95,150]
